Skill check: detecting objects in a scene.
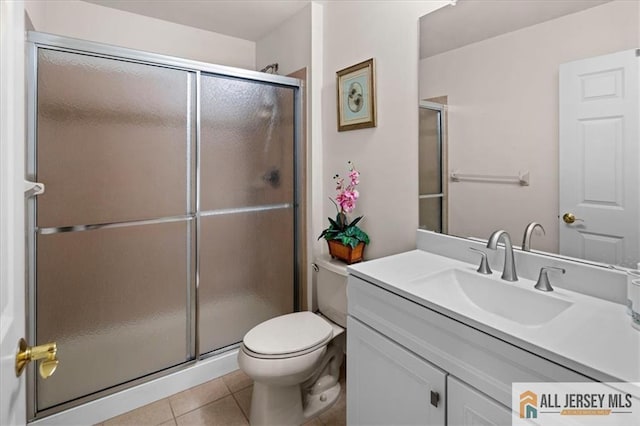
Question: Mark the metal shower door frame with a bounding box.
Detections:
[418,100,446,233]
[25,32,303,420]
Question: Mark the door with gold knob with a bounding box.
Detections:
[0,0,27,424]
[559,49,639,267]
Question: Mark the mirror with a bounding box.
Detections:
[419,0,639,268]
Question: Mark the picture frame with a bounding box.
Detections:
[336,58,376,131]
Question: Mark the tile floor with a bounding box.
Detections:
[100,367,346,426]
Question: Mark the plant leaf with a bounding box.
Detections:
[327,217,340,229]
[339,235,354,247]
[356,228,370,245]
[348,216,363,227]
[360,228,370,244]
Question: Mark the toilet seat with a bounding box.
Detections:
[243,312,333,359]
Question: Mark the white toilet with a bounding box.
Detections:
[237,257,348,426]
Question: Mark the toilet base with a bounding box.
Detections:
[249,381,303,426]
[302,381,341,420]
[247,346,344,425]
[248,380,341,426]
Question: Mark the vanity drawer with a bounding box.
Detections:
[347,275,592,407]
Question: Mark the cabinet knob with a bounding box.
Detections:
[430,390,440,407]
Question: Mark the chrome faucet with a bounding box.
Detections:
[486,230,518,281]
[522,222,545,251]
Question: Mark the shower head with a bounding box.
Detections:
[260,63,279,74]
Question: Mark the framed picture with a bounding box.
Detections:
[336,58,376,131]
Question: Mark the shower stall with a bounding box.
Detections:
[418,100,447,233]
[26,33,302,419]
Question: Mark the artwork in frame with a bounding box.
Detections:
[336,58,376,132]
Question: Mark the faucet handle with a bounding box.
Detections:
[534,266,566,292]
[468,247,492,275]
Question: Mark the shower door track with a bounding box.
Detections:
[25,32,303,421]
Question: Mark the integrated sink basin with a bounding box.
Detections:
[408,268,573,326]
[348,247,640,385]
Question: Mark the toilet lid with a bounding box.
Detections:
[243,312,333,356]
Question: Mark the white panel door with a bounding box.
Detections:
[0,0,26,424]
[347,316,446,426]
[559,49,639,267]
[448,376,511,426]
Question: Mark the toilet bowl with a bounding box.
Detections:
[237,257,348,426]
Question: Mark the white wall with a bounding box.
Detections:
[322,1,449,260]
[24,0,255,69]
[256,4,311,75]
[419,0,639,253]
[255,3,324,309]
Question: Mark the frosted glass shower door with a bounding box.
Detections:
[33,49,196,411]
[419,105,445,233]
[199,74,296,353]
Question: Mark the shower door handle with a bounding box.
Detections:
[15,338,59,379]
[24,180,45,197]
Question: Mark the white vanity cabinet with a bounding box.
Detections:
[447,377,511,426]
[347,274,593,425]
[347,317,446,425]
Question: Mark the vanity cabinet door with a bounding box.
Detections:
[347,316,446,426]
[448,376,512,426]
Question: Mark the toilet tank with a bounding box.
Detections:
[315,257,348,328]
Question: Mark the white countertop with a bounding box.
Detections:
[348,249,640,383]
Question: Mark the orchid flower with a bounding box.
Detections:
[319,161,370,249]
[333,162,361,214]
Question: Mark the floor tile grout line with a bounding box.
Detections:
[222,374,253,394]
[168,377,234,420]
[230,390,250,423]
[228,381,252,393]
[172,391,235,421]
[167,396,177,423]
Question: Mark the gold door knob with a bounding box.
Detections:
[15,338,59,379]
[562,213,584,224]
